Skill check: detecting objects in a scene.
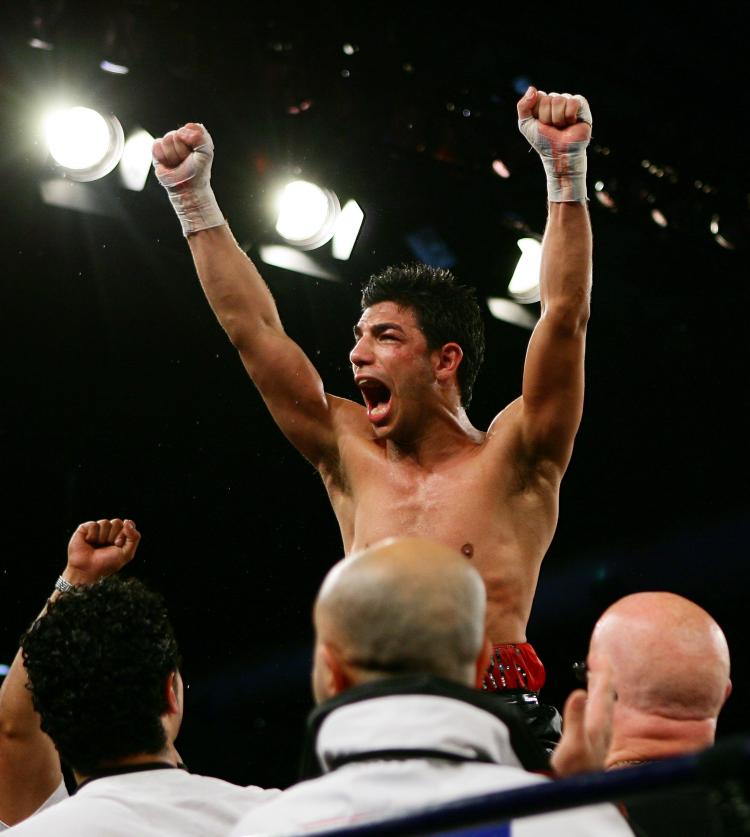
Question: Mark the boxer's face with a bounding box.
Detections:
[350,302,438,439]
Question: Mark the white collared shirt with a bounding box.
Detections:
[230,693,633,836]
[5,768,278,835]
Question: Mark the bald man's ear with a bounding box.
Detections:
[723,679,733,706]
[319,643,355,699]
[474,637,492,689]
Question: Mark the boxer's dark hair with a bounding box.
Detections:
[21,577,180,774]
[361,263,485,408]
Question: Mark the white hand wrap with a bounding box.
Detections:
[154,126,225,237]
[519,93,592,203]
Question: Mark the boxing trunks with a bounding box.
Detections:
[483,642,562,756]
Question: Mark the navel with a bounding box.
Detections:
[461,542,474,559]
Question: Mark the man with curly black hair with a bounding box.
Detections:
[21,578,182,778]
[154,86,593,746]
[7,537,276,835]
[1,518,140,830]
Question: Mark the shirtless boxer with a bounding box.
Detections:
[153,87,592,745]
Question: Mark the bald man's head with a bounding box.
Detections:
[590,592,731,722]
[312,538,487,702]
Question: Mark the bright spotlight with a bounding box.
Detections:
[100,60,129,75]
[508,237,542,303]
[594,181,617,210]
[492,159,511,178]
[714,234,735,250]
[29,38,54,51]
[259,245,339,281]
[486,298,538,330]
[43,106,124,182]
[119,128,154,191]
[275,180,340,250]
[332,200,364,260]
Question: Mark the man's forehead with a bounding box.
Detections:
[356,301,419,328]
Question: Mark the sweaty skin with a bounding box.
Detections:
[153,88,591,646]
[333,452,555,644]
[332,429,556,644]
[324,302,558,642]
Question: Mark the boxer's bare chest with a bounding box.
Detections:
[344,449,505,554]
[322,432,558,641]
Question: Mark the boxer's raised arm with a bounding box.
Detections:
[516,88,592,478]
[154,124,338,469]
[0,519,139,826]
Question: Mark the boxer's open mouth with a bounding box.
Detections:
[358,380,392,422]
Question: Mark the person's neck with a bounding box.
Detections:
[74,746,178,786]
[607,708,717,768]
[385,405,482,467]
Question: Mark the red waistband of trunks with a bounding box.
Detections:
[483,642,546,693]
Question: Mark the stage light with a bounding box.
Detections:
[594,180,616,210]
[710,214,736,250]
[651,208,668,228]
[119,128,154,191]
[275,180,340,250]
[332,200,364,260]
[99,13,137,77]
[259,245,339,281]
[100,60,129,75]
[43,106,124,182]
[714,234,735,250]
[486,298,538,330]
[492,159,511,178]
[508,237,542,303]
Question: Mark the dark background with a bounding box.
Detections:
[1,3,748,790]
